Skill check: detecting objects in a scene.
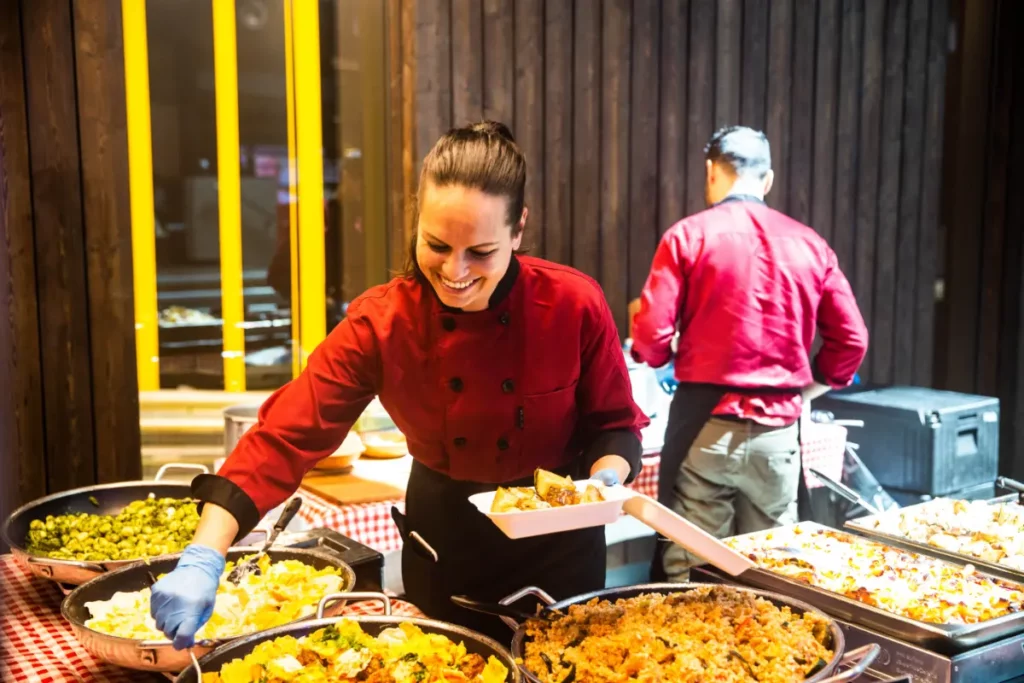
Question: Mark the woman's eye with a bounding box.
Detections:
[470,250,497,259]
[427,243,449,253]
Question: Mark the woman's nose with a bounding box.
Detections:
[442,254,469,279]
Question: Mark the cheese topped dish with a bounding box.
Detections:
[84,555,346,640]
[858,498,1024,571]
[201,620,509,683]
[727,526,1024,625]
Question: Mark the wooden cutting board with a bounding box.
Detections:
[300,455,413,505]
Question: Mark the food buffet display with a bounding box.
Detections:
[5,463,1024,682]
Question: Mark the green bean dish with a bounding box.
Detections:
[25,496,200,561]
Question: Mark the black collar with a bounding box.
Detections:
[714,193,766,207]
[437,254,520,313]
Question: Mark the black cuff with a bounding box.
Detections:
[583,430,643,484]
[810,355,832,388]
[191,474,262,544]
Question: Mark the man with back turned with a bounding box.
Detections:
[629,126,869,581]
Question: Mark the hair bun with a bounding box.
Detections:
[469,120,516,143]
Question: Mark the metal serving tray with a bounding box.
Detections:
[845,494,1024,584]
[720,522,1024,655]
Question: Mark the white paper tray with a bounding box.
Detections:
[470,481,755,577]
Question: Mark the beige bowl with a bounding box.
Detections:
[313,431,364,471]
[360,430,408,459]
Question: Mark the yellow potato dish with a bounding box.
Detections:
[490,469,605,513]
[202,620,509,683]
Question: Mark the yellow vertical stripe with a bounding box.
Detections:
[283,0,301,380]
[121,0,160,391]
[212,0,246,391]
[292,0,326,367]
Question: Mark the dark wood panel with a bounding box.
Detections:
[21,0,97,493]
[685,0,715,217]
[482,0,513,124]
[832,0,863,278]
[913,0,946,387]
[994,0,1023,478]
[892,0,930,385]
[571,0,601,279]
[871,0,910,384]
[765,0,793,214]
[788,0,816,224]
[811,0,840,242]
[413,0,451,168]
[740,0,769,129]
[0,0,47,526]
[450,0,483,126]
[629,0,661,300]
[514,0,544,254]
[941,0,996,392]
[715,0,742,128]
[658,0,688,231]
[600,0,631,335]
[72,0,141,484]
[543,0,573,264]
[852,0,885,379]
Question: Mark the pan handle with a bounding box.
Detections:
[26,555,105,575]
[316,591,392,619]
[817,644,880,683]
[497,586,556,631]
[154,463,210,481]
[996,477,1024,494]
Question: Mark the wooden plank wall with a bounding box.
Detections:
[0,0,141,532]
[937,0,1024,480]
[392,0,949,386]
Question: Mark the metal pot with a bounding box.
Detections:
[223,404,261,455]
[2,464,209,587]
[500,583,879,683]
[61,547,358,673]
[172,592,521,683]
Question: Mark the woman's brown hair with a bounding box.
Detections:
[402,120,527,278]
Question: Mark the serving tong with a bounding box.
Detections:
[226,496,303,584]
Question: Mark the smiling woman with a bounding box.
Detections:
[405,121,527,312]
[150,118,648,647]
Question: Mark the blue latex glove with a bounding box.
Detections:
[654,362,678,395]
[150,544,225,650]
[591,469,622,487]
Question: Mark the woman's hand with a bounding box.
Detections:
[150,543,225,649]
[590,455,631,486]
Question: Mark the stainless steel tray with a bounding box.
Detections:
[721,522,1024,654]
[845,494,1024,584]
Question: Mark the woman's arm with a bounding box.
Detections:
[576,292,651,484]
[193,298,381,542]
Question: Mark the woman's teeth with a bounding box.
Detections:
[440,276,476,290]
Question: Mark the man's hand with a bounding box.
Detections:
[628,298,642,339]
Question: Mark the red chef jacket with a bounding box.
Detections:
[631,196,868,426]
[195,255,649,535]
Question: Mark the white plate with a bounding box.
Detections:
[468,480,635,539]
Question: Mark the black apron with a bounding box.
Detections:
[393,460,606,643]
[647,383,811,581]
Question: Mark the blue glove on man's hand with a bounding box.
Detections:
[150,543,225,650]
[591,469,622,487]
[654,362,678,395]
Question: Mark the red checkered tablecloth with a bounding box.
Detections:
[293,425,846,549]
[0,554,423,683]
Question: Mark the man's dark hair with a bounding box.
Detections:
[703,126,772,179]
